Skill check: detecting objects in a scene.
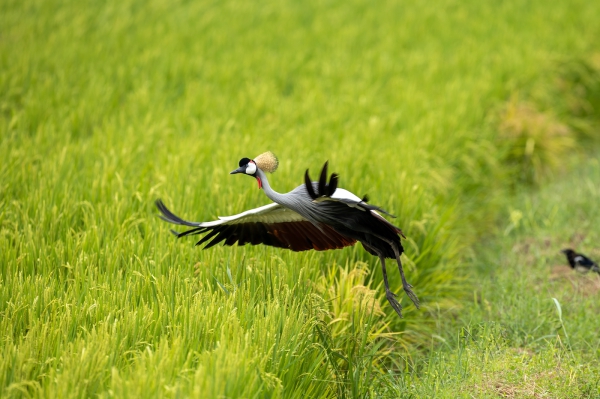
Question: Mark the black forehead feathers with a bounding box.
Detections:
[238,157,251,167]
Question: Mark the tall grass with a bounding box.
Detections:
[394,157,600,397]
[1,0,600,396]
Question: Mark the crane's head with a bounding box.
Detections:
[230,151,278,189]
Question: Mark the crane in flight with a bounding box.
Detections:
[156,151,419,317]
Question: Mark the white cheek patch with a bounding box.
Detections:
[245,162,257,175]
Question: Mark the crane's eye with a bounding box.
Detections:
[245,162,257,175]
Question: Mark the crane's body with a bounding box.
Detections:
[156,151,419,317]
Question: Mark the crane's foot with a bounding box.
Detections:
[403,282,420,309]
[386,289,404,318]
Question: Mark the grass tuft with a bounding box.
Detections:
[498,98,575,185]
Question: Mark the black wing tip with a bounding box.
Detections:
[156,201,181,225]
[155,198,171,214]
[155,198,168,216]
[155,199,177,224]
[158,214,173,224]
[154,198,202,227]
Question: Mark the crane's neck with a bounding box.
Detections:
[255,169,287,205]
[255,168,321,226]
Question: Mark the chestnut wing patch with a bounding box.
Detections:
[156,199,356,252]
[197,220,356,251]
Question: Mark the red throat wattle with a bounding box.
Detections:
[256,177,262,189]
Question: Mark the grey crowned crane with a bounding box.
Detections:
[156,151,419,317]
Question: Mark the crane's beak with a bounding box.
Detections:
[230,166,245,175]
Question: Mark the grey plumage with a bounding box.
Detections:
[156,155,419,318]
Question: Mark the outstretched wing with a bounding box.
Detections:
[155,199,356,251]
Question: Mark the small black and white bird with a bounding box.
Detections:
[561,248,600,274]
[156,151,419,317]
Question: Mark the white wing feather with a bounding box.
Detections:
[331,188,362,202]
[321,187,384,216]
[199,203,307,227]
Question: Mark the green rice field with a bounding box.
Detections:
[1,0,600,397]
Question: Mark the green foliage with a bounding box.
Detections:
[497,98,576,184]
[392,157,600,398]
[553,55,600,140]
[492,55,600,186]
[1,0,600,397]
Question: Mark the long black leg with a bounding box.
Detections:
[363,243,403,317]
[372,234,420,309]
[379,255,404,318]
[394,251,420,308]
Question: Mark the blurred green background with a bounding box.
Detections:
[1,0,599,397]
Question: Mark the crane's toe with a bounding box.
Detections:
[385,290,403,318]
[403,283,420,309]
